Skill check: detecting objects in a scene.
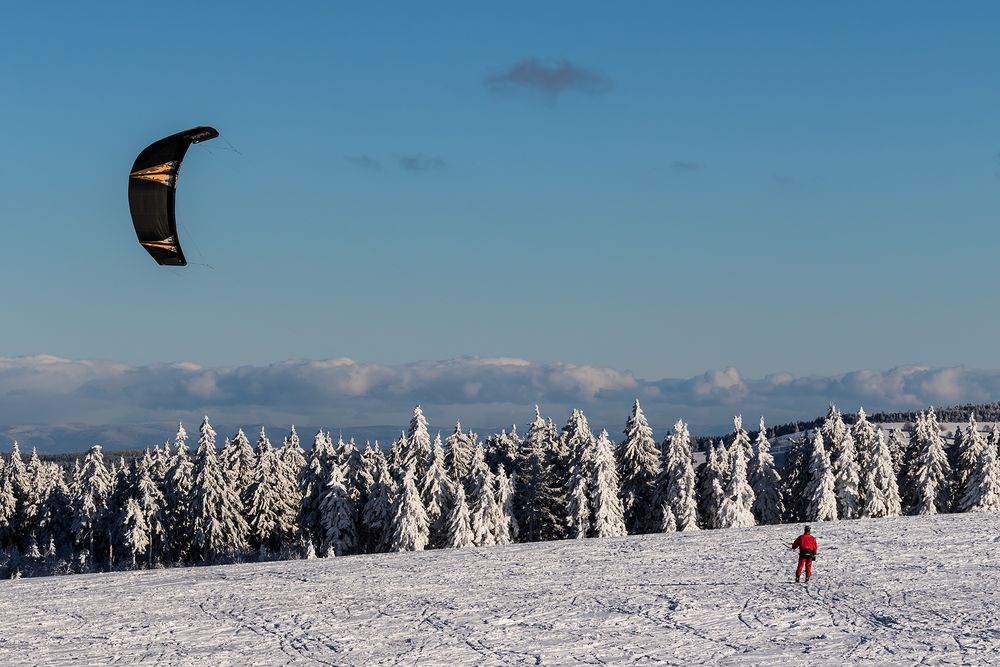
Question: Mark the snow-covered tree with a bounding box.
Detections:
[833,432,861,520]
[468,451,501,546]
[730,415,753,465]
[959,435,1000,513]
[590,430,626,538]
[563,409,596,539]
[246,428,298,553]
[388,464,429,552]
[748,417,783,525]
[404,405,433,484]
[319,462,357,556]
[445,422,476,482]
[486,427,520,475]
[495,465,518,545]
[780,434,813,522]
[660,505,677,533]
[955,415,988,510]
[698,442,728,529]
[120,497,150,567]
[617,400,661,534]
[134,452,165,566]
[803,433,838,522]
[72,444,113,566]
[422,434,453,547]
[299,430,336,550]
[222,429,257,505]
[190,416,250,562]
[362,448,396,553]
[516,406,562,542]
[36,464,72,556]
[885,428,905,479]
[860,429,902,518]
[821,405,849,464]
[444,484,474,548]
[163,423,194,563]
[278,426,306,533]
[658,419,700,532]
[851,407,880,504]
[905,409,953,515]
[717,440,756,529]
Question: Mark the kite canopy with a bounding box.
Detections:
[128,126,218,266]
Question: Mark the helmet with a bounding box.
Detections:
[804,525,811,533]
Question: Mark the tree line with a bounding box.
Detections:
[1,401,998,578]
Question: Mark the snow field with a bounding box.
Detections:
[1,512,998,666]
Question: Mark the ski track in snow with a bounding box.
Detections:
[1,513,998,666]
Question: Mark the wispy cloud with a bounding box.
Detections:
[396,155,446,172]
[345,155,383,171]
[671,161,705,173]
[486,59,612,100]
[2,355,997,451]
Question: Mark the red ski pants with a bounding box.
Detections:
[796,557,813,578]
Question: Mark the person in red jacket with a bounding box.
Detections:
[791,525,818,583]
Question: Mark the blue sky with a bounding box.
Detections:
[3,3,1000,439]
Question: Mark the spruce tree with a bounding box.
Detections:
[780,434,813,522]
[445,421,476,482]
[319,462,357,556]
[717,441,756,529]
[190,416,250,562]
[659,504,677,532]
[886,428,905,479]
[495,465,518,544]
[833,432,861,519]
[246,428,297,554]
[955,415,987,509]
[468,450,500,546]
[803,433,838,522]
[821,404,848,464]
[444,484,474,548]
[859,429,902,518]
[515,406,559,542]
[617,400,661,534]
[486,427,520,474]
[590,430,626,538]
[299,430,336,550]
[72,444,113,567]
[223,429,256,506]
[659,419,700,531]
[959,437,1000,512]
[361,448,396,553]
[422,433,453,548]
[731,415,753,466]
[134,452,165,566]
[748,417,783,525]
[906,409,953,515]
[698,442,728,529]
[388,464,430,552]
[164,423,194,563]
[404,405,433,484]
[121,497,150,567]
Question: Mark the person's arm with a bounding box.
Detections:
[791,536,801,550]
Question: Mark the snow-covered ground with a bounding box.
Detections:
[1,514,998,666]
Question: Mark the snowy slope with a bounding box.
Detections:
[1,514,998,666]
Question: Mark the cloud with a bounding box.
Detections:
[4,355,1000,452]
[396,155,446,172]
[345,155,382,171]
[671,161,705,172]
[486,59,612,100]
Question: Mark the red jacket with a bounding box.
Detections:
[792,533,817,553]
